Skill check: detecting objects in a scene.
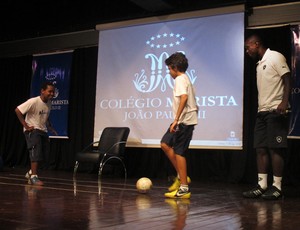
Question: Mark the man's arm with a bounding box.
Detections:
[277,72,291,114]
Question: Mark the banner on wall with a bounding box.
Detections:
[289,25,300,138]
[31,51,73,138]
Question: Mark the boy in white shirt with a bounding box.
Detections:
[15,82,57,185]
[161,52,198,199]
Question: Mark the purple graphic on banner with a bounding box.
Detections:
[289,26,300,138]
[31,51,73,138]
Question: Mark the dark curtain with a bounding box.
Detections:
[1,27,300,185]
[0,55,32,167]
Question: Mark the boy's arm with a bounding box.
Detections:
[170,94,188,132]
[47,119,58,135]
[15,108,34,131]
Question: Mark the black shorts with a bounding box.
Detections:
[24,129,50,162]
[161,123,195,156]
[253,111,289,149]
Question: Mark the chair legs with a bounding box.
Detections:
[98,157,127,179]
[74,158,127,179]
[74,161,79,175]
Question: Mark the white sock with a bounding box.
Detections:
[272,176,282,190]
[258,173,268,190]
[30,174,37,178]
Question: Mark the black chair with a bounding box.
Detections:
[74,127,130,178]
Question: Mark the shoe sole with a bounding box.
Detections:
[262,194,283,200]
[164,193,191,199]
[242,194,263,198]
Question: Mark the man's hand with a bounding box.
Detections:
[276,102,288,114]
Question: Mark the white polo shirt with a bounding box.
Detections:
[17,96,51,132]
[173,73,198,125]
[256,48,290,112]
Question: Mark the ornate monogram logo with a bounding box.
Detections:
[133,32,197,93]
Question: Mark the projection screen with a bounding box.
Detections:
[95,5,245,149]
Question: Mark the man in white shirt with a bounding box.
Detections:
[243,34,291,200]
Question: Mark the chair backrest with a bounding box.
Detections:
[97,127,130,156]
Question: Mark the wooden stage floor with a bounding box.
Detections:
[1,167,300,230]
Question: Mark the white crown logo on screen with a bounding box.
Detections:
[146,32,185,49]
[133,32,197,93]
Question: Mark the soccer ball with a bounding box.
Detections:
[136,177,152,193]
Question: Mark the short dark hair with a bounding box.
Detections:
[245,34,265,47]
[41,81,54,90]
[165,52,189,72]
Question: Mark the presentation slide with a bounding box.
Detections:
[95,10,244,149]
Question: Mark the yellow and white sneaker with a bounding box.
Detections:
[168,176,191,192]
[165,187,191,199]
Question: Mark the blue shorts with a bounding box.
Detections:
[24,129,50,162]
[253,111,289,149]
[161,123,195,156]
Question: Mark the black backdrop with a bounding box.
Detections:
[1,26,300,186]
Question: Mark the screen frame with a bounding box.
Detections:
[95,4,245,150]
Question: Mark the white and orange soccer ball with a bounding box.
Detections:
[136,177,152,193]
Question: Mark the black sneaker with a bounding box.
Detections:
[261,186,283,200]
[242,185,266,198]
